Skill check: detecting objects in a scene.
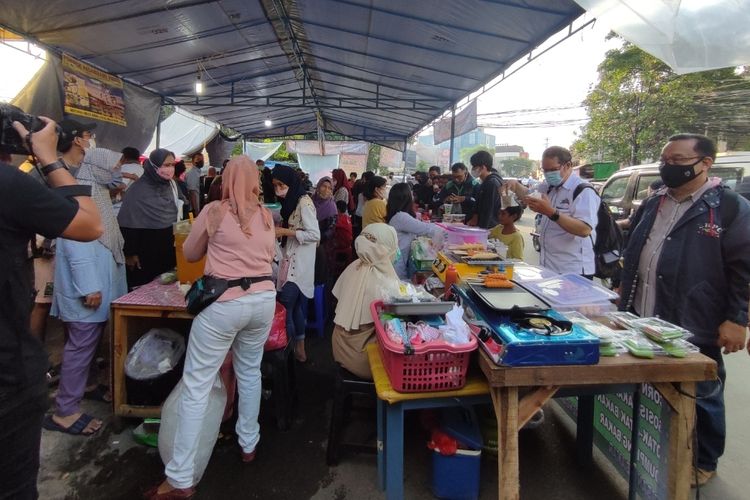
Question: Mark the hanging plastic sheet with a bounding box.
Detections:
[244,141,284,162]
[297,153,340,183]
[574,0,750,74]
[145,107,218,157]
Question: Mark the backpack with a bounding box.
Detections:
[573,184,624,279]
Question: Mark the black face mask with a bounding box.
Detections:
[658,158,704,188]
[195,161,204,168]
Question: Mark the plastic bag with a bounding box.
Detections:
[441,305,471,344]
[264,302,288,351]
[125,328,185,380]
[158,375,227,484]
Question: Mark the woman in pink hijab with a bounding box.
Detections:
[147,156,276,500]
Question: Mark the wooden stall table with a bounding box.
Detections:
[367,343,491,500]
[478,350,717,500]
[111,280,193,424]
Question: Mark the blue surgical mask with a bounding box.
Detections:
[544,170,563,187]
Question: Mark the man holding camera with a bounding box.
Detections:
[0,116,102,499]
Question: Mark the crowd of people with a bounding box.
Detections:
[1,111,749,499]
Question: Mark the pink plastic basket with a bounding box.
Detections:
[371,300,477,393]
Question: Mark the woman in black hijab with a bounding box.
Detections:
[118,148,180,288]
[271,164,320,362]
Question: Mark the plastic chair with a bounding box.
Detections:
[326,364,377,465]
[303,283,326,338]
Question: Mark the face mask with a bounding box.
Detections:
[471,168,482,179]
[659,158,703,188]
[157,166,174,181]
[275,186,289,198]
[544,170,563,187]
[87,138,96,150]
[194,161,204,169]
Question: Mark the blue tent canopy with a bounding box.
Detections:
[0,0,585,149]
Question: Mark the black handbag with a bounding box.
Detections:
[185,275,273,315]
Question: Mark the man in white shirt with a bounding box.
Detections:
[111,147,142,216]
[521,146,599,276]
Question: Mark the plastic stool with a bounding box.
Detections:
[326,364,377,465]
[261,340,296,431]
[303,283,326,338]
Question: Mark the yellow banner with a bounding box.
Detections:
[62,54,126,126]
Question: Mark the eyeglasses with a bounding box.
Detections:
[83,132,96,140]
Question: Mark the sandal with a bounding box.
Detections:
[84,384,112,403]
[144,481,195,500]
[43,413,101,436]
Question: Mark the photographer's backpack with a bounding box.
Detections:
[573,184,624,279]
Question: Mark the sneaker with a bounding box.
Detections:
[691,467,716,487]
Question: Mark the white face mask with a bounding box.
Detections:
[471,168,482,178]
[87,138,96,150]
[275,186,289,198]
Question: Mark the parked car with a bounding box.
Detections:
[599,152,750,221]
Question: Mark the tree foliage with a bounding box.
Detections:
[367,143,382,172]
[459,144,494,165]
[573,38,750,166]
[500,157,535,178]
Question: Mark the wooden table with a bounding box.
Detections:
[478,350,717,500]
[367,343,491,500]
[111,280,193,420]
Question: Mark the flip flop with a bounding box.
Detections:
[43,413,101,436]
[84,384,112,403]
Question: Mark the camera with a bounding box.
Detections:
[0,103,63,155]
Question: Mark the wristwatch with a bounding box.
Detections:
[41,159,69,176]
[549,210,560,222]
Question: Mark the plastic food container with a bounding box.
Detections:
[438,224,489,247]
[522,273,618,314]
[371,300,477,393]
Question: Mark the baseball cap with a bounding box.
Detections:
[57,118,96,151]
[59,118,96,138]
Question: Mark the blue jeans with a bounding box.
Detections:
[278,282,306,340]
[695,345,726,471]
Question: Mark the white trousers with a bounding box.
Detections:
[166,290,276,488]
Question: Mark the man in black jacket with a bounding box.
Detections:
[467,151,503,228]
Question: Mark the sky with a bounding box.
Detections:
[0,14,621,162]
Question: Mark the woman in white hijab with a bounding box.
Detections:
[331,223,400,379]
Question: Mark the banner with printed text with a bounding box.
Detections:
[63,54,126,126]
[557,383,670,499]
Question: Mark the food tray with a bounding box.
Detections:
[372,300,477,393]
[466,282,549,314]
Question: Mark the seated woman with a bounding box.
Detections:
[386,183,443,280]
[361,176,387,229]
[331,223,400,379]
[147,156,277,500]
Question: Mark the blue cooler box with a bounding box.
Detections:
[432,448,481,500]
[431,407,483,500]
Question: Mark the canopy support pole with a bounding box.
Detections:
[448,105,456,168]
[156,98,163,149]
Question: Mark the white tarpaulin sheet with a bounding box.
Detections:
[146,107,219,157]
[286,140,369,155]
[243,141,284,162]
[575,0,750,74]
[297,154,340,183]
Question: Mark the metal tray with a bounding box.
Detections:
[381,301,455,316]
[466,282,549,314]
